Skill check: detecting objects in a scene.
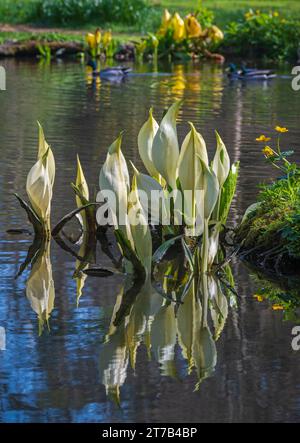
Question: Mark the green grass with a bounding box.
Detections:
[159,1,300,26]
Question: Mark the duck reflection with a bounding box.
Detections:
[99,260,236,402]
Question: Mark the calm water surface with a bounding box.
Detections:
[0,59,299,423]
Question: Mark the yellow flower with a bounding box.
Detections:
[253,294,264,302]
[158,9,171,35]
[272,304,284,311]
[102,30,112,49]
[185,14,202,38]
[85,29,101,49]
[245,11,254,20]
[262,146,276,158]
[170,12,186,41]
[206,25,224,43]
[273,11,279,17]
[256,135,271,142]
[275,126,288,133]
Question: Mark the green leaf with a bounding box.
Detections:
[152,234,183,263]
[219,161,239,224]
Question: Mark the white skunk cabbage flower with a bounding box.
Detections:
[178,122,208,228]
[212,131,230,187]
[37,121,55,188]
[76,155,89,229]
[138,108,160,179]
[152,101,181,189]
[207,222,221,266]
[99,133,130,229]
[129,161,168,225]
[128,175,152,272]
[198,157,220,220]
[26,150,53,225]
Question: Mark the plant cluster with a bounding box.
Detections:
[236,126,300,270]
[135,8,224,61]
[223,9,300,60]
[16,102,238,284]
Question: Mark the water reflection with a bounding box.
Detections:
[99,258,236,402]
[25,240,55,335]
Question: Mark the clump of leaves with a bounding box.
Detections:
[223,9,300,61]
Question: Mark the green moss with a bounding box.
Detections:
[237,170,300,259]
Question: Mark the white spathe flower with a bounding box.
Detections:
[212,131,230,187]
[128,175,153,272]
[198,156,220,220]
[178,122,208,228]
[99,133,130,228]
[138,108,160,178]
[26,151,53,222]
[152,101,182,189]
[37,121,55,188]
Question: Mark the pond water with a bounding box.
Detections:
[0,59,299,423]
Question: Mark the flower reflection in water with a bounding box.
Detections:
[98,257,236,403]
[25,240,55,335]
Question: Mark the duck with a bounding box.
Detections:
[227,63,276,80]
[86,60,132,79]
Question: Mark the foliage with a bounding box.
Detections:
[223,9,300,60]
[237,127,300,262]
[137,8,224,60]
[0,0,157,30]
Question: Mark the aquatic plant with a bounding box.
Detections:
[98,101,239,278]
[15,123,55,238]
[136,8,224,61]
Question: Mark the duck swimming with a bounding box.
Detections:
[86,60,132,79]
[228,63,276,80]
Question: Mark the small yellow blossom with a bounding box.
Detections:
[185,14,202,38]
[262,146,276,158]
[275,126,288,133]
[272,304,284,311]
[86,29,101,49]
[273,11,279,17]
[253,294,264,302]
[102,30,112,49]
[256,135,271,142]
[170,12,186,41]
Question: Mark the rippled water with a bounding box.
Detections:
[0,59,299,423]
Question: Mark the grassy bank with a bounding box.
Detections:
[1,1,300,31]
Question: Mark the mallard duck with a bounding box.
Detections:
[86,60,132,78]
[228,63,276,80]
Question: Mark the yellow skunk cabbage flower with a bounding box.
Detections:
[128,175,152,272]
[26,241,55,335]
[138,108,160,178]
[102,30,112,49]
[26,150,53,228]
[207,25,224,42]
[171,12,186,41]
[86,29,101,49]
[212,131,230,187]
[37,121,55,188]
[76,155,89,229]
[152,101,181,189]
[158,9,172,35]
[185,14,202,38]
[99,133,130,229]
